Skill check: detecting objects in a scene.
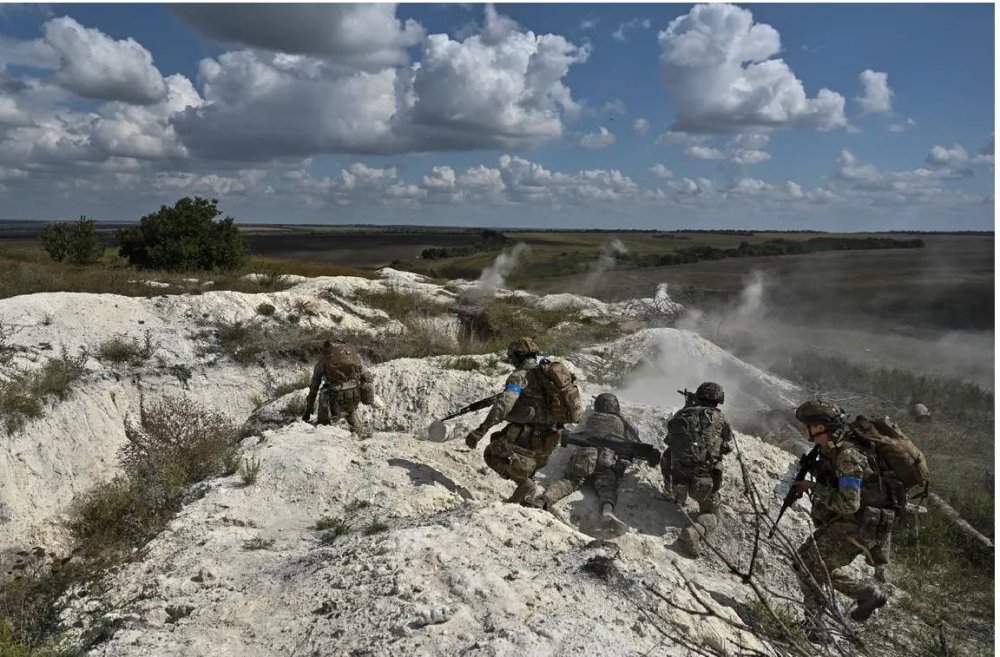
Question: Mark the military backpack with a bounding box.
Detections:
[320,344,363,386]
[850,415,930,493]
[666,406,727,473]
[534,359,583,424]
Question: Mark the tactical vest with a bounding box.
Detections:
[505,361,550,425]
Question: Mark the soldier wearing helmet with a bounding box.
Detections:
[791,398,892,641]
[464,338,571,504]
[527,392,641,538]
[661,381,734,557]
[302,339,374,438]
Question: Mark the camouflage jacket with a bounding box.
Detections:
[810,435,893,527]
[477,357,549,431]
[572,411,630,443]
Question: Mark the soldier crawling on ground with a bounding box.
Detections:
[526,392,640,538]
[302,339,375,438]
[464,338,583,504]
[661,382,734,558]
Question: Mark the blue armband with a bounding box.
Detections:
[837,476,863,488]
[505,383,522,394]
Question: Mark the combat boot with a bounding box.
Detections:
[873,565,891,585]
[506,479,539,504]
[595,503,628,539]
[678,523,704,558]
[850,587,888,622]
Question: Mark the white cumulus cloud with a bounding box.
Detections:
[648,163,673,178]
[855,69,893,114]
[925,144,969,168]
[43,16,167,104]
[632,118,650,136]
[657,3,847,134]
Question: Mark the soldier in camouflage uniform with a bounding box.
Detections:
[303,339,374,438]
[661,382,734,557]
[528,393,639,538]
[464,338,566,504]
[792,399,892,641]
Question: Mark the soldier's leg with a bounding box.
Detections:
[795,526,884,614]
[536,447,597,508]
[679,475,720,557]
[872,532,892,584]
[483,426,541,503]
[316,389,332,425]
[343,402,371,438]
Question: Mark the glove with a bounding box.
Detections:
[465,429,484,449]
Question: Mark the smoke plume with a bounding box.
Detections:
[467,242,530,301]
[581,239,629,293]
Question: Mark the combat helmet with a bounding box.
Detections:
[506,337,539,364]
[594,392,621,414]
[695,382,725,405]
[795,398,849,440]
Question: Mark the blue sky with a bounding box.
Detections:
[0,3,994,229]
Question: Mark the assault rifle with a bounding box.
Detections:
[677,389,698,407]
[560,433,662,467]
[768,444,821,538]
[426,393,502,442]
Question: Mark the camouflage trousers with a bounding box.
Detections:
[318,389,367,436]
[483,423,562,484]
[541,447,625,508]
[662,462,724,554]
[794,522,888,611]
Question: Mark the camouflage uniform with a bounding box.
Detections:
[539,410,632,508]
[661,383,733,556]
[795,436,893,620]
[304,341,373,437]
[478,358,562,485]
[793,399,893,633]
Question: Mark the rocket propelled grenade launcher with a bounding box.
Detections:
[559,433,662,468]
[425,393,503,442]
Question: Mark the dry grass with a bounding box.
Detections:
[1,397,239,654]
[0,350,88,435]
[0,243,376,301]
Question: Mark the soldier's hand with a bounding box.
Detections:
[465,429,484,449]
[792,480,816,493]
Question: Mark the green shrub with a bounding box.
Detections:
[115,197,248,272]
[39,216,105,266]
[256,303,276,317]
[0,351,87,435]
[238,456,263,486]
[96,332,156,366]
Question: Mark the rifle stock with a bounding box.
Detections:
[560,433,662,467]
[768,444,821,538]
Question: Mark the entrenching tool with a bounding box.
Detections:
[424,393,502,442]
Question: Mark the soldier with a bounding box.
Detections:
[464,337,581,504]
[302,339,375,438]
[791,398,893,641]
[661,382,733,558]
[527,393,639,538]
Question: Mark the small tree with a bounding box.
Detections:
[39,216,105,265]
[67,216,105,265]
[115,197,248,271]
[39,222,70,263]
